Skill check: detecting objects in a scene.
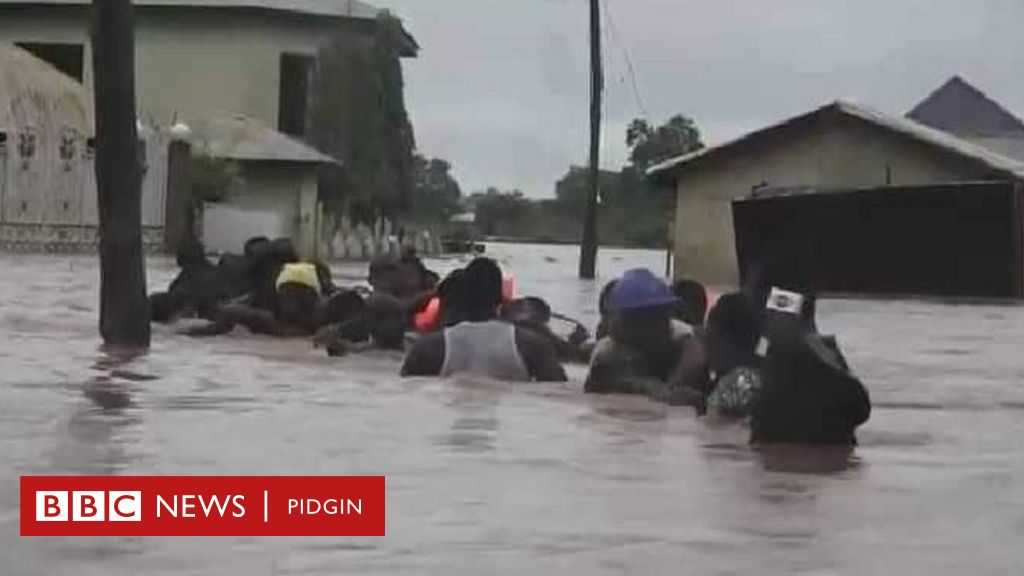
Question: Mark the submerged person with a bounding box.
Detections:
[502,296,590,362]
[584,268,708,404]
[672,278,709,329]
[315,290,412,355]
[150,240,231,323]
[749,280,871,445]
[594,279,619,340]
[703,292,763,418]
[186,261,326,337]
[401,257,567,382]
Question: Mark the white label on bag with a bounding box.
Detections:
[766,287,804,315]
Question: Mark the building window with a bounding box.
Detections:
[16,42,84,82]
[278,53,314,137]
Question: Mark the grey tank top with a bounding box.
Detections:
[441,320,531,382]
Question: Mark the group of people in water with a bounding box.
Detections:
[151,236,872,446]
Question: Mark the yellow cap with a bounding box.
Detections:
[276,262,321,294]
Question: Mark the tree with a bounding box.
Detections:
[469,188,534,236]
[91,0,150,348]
[307,11,416,229]
[410,154,462,224]
[627,115,703,172]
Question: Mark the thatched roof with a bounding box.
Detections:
[648,100,1024,183]
[0,42,91,133]
[185,115,339,165]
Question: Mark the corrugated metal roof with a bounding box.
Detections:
[186,115,339,165]
[0,42,91,133]
[647,100,1024,182]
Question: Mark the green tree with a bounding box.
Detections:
[627,114,703,172]
[307,11,416,227]
[469,188,534,236]
[410,154,462,224]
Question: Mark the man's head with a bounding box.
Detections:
[462,257,504,321]
[369,255,422,298]
[598,280,619,316]
[437,268,467,327]
[275,263,322,330]
[365,293,408,349]
[502,296,552,326]
[672,279,708,327]
[608,268,679,348]
[176,240,207,271]
[243,236,270,258]
[706,293,760,374]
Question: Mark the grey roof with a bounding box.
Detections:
[907,76,1024,137]
[186,115,339,165]
[0,0,379,19]
[0,0,419,54]
[648,100,1024,182]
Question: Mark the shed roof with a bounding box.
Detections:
[0,42,91,133]
[647,100,1024,183]
[907,76,1024,137]
[186,115,339,165]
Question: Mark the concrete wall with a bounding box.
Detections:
[201,162,319,258]
[0,128,169,251]
[0,6,373,128]
[672,113,1007,286]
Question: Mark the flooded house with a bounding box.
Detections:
[0,0,417,257]
[649,80,1024,298]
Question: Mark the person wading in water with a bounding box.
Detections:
[400,257,567,382]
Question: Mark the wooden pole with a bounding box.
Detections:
[578,0,602,279]
[92,0,151,348]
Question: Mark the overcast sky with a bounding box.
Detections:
[378,0,1024,197]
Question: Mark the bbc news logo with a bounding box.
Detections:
[36,491,141,522]
[21,476,385,536]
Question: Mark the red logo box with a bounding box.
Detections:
[21,476,385,536]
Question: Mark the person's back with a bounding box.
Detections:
[751,333,870,444]
[748,281,871,445]
[401,258,566,382]
[440,319,530,381]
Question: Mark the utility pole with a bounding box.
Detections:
[578,0,602,279]
[92,0,151,348]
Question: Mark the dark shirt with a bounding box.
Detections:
[751,334,871,445]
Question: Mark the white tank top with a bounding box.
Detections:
[441,320,531,382]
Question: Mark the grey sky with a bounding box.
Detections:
[379,0,1024,197]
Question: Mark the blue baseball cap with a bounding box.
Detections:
[609,268,679,312]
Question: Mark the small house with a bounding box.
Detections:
[649,97,1024,297]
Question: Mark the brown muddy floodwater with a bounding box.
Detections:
[1,243,1023,575]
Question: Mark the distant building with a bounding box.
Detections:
[649,99,1024,293]
[908,75,1024,162]
[0,0,416,136]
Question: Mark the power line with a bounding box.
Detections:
[601,0,650,122]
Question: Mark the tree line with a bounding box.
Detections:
[411,115,705,248]
[304,12,704,248]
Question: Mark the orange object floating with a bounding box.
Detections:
[502,275,516,302]
[414,296,441,333]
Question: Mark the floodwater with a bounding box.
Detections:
[1,242,1023,575]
